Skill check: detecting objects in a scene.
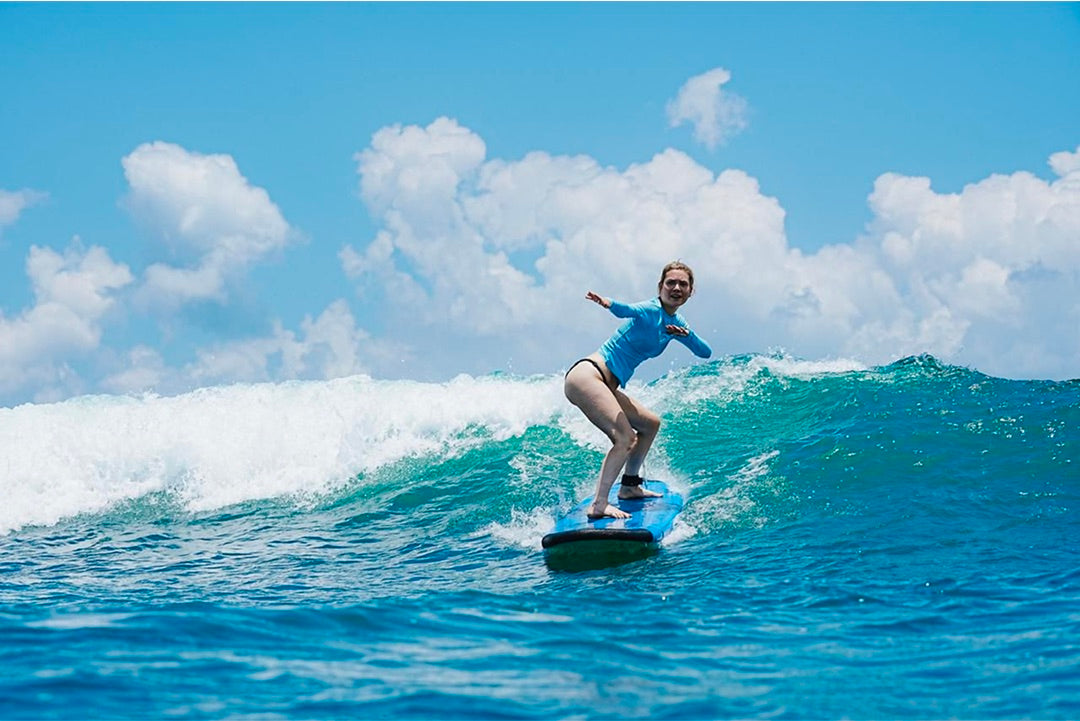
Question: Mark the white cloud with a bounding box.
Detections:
[357,116,487,217]
[99,346,170,395]
[0,188,47,236]
[345,118,1080,380]
[0,242,133,400]
[856,166,1080,378]
[69,142,406,402]
[99,299,403,397]
[666,67,749,150]
[1049,144,1080,178]
[6,128,1077,407]
[122,141,295,308]
[185,300,389,387]
[344,118,797,374]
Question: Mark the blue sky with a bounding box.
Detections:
[1,2,1079,405]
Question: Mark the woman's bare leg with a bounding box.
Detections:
[614,388,663,499]
[564,362,634,519]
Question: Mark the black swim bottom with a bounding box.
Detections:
[565,358,620,387]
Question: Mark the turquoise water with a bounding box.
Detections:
[2,355,1077,719]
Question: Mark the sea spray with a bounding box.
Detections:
[0,373,566,533]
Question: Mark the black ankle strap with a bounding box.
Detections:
[620,474,644,487]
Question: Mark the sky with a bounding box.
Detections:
[1,2,1079,406]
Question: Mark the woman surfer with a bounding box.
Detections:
[564,261,713,520]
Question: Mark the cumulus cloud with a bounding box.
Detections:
[344,118,1080,380]
[121,141,295,308]
[21,141,403,403]
[855,165,1080,378]
[1049,144,1080,178]
[0,242,133,400]
[0,188,48,236]
[666,67,749,150]
[186,299,390,385]
[100,300,396,396]
[6,128,1076,407]
[99,345,170,396]
[342,117,791,377]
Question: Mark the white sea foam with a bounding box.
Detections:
[0,355,856,534]
[753,354,868,378]
[638,353,868,411]
[686,449,783,531]
[485,506,559,550]
[0,373,568,534]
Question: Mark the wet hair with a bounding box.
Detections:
[659,261,695,291]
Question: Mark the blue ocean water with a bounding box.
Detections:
[1,354,1077,719]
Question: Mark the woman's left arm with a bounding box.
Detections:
[666,324,713,358]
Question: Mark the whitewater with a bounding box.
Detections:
[1,354,1077,719]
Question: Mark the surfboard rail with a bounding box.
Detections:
[541,479,683,562]
[541,526,656,549]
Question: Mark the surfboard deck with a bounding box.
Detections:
[542,480,683,564]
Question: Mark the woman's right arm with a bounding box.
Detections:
[585,291,611,309]
[585,292,644,319]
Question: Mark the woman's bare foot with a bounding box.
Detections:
[618,485,662,500]
[587,502,631,520]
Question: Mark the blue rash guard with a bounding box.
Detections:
[598,297,713,387]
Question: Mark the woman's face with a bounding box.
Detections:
[659,269,692,309]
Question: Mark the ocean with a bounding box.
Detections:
[1,354,1077,720]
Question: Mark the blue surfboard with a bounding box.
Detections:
[542,480,683,565]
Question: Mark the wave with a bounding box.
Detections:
[2,355,1076,536]
[0,374,564,534]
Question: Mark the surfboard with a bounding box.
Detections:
[542,479,683,566]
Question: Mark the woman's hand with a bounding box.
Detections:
[665,324,690,337]
[585,291,611,309]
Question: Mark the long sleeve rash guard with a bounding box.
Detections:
[598,298,712,387]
